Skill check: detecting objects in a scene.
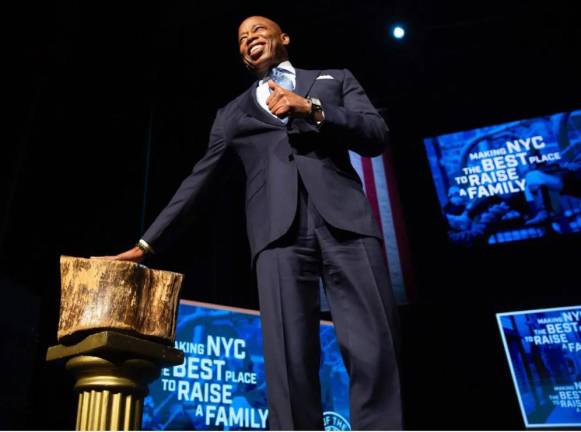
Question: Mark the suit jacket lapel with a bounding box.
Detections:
[294,69,320,97]
[237,84,286,128]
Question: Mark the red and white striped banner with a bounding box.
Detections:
[349,149,415,304]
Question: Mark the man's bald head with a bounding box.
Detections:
[238,16,283,35]
[238,16,290,76]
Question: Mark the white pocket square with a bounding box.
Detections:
[316,75,335,80]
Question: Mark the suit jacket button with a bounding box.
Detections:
[288,154,294,161]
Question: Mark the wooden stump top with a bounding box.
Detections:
[58,256,183,345]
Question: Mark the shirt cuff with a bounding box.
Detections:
[137,239,155,255]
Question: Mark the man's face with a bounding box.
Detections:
[238,16,289,76]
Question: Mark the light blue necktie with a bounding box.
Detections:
[269,67,295,92]
[268,67,294,123]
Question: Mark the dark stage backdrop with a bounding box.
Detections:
[3,0,580,429]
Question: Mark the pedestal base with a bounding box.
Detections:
[47,331,183,431]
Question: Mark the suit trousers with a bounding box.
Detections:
[255,179,403,430]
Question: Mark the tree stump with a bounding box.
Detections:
[58,256,183,344]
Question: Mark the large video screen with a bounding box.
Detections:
[424,110,581,246]
[497,306,581,428]
[143,300,350,431]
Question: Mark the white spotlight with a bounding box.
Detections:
[392,25,405,40]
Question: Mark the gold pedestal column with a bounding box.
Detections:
[47,331,183,431]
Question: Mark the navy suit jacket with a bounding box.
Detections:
[142,68,388,262]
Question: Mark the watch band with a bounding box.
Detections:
[307,97,324,125]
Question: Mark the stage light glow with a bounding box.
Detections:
[392,25,405,39]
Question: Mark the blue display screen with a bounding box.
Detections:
[497,306,581,428]
[424,110,581,245]
[143,300,351,431]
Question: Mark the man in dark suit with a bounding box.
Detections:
[110,16,402,430]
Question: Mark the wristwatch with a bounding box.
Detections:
[307,97,324,124]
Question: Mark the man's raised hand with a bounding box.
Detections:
[266,80,311,118]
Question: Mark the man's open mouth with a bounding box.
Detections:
[248,43,265,59]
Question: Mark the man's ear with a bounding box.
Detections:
[281,33,290,46]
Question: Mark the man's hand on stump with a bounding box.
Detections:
[92,246,144,263]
